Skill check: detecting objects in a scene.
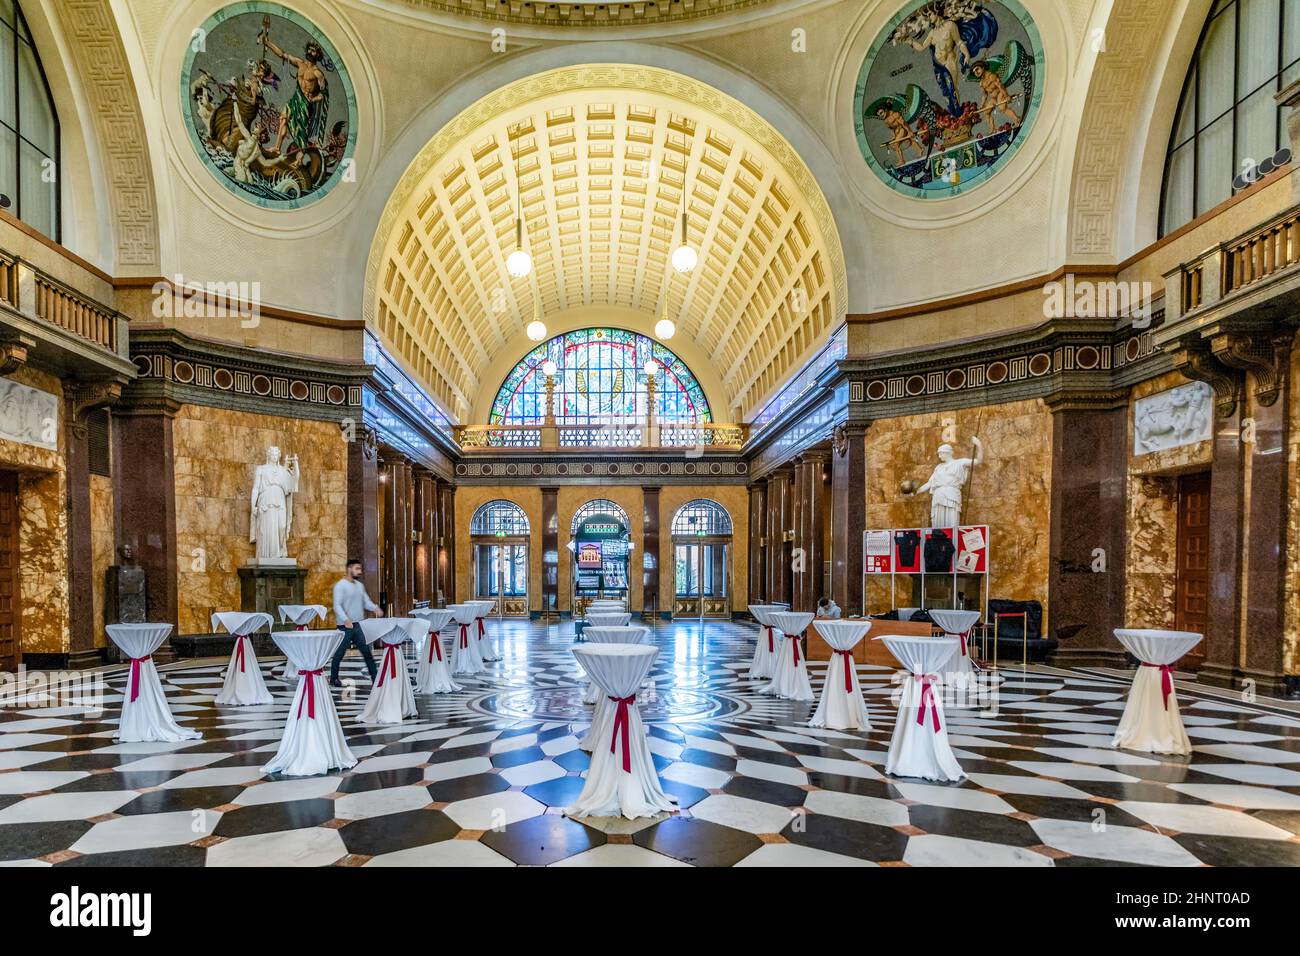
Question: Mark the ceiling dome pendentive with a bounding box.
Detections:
[364,64,847,425]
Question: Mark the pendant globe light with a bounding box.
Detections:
[654,277,675,341]
[506,138,533,278]
[525,298,546,342]
[671,209,697,274]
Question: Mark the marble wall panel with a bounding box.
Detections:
[864,399,1052,625]
[173,406,347,635]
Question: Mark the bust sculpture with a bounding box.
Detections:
[250,445,300,562]
[906,437,983,529]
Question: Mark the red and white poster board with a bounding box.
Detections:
[954,525,989,573]
[864,530,892,573]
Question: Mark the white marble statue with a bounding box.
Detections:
[907,437,983,529]
[250,446,300,562]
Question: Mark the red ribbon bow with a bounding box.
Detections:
[835,649,855,692]
[458,623,470,649]
[477,618,486,638]
[296,624,308,631]
[787,630,801,666]
[917,675,941,732]
[609,693,637,773]
[128,655,151,702]
[765,625,775,653]
[427,631,443,662]
[296,668,323,720]
[378,642,402,686]
[1141,662,1174,709]
[232,634,248,673]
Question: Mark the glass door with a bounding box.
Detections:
[674,539,730,619]
[473,539,529,616]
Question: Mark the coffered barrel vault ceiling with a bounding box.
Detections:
[365,65,847,424]
[388,0,787,28]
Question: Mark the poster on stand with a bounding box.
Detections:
[864,530,893,573]
[892,528,923,572]
[955,525,989,573]
[922,528,957,573]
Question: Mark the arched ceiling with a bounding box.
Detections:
[383,0,788,29]
[366,64,846,424]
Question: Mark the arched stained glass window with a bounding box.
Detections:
[1160,0,1300,235]
[571,499,630,534]
[490,328,711,426]
[671,499,732,536]
[470,500,530,536]
[2,1,60,239]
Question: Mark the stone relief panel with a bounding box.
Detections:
[0,378,59,452]
[1132,380,1212,456]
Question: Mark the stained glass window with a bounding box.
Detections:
[671,500,732,536]
[490,328,711,426]
[470,500,530,536]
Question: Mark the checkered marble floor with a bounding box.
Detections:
[3,619,1300,867]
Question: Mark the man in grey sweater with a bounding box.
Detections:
[330,558,381,687]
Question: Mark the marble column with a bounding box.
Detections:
[792,456,810,611]
[1241,353,1292,696]
[413,469,434,605]
[64,400,95,666]
[1201,407,1246,690]
[765,466,794,606]
[830,425,867,615]
[805,451,828,612]
[1046,403,1129,667]
[439,482,456,604]
[542,486,558,616]
[642,486,660,620]
[747,483,767,607]
[346,428,380,597]
[380,453,397,613]
[114,407,179,630]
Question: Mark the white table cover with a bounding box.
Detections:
[881,635,963,782]
[587,611,631,627]
[809,620,872,730]
[1112,629,1203,754]
[747,605,780,679]
[566,643,676,820]
[211,611,274,706]
[276,605,328,680]
[928,609,982,675]
[579,626,650,720]
[762,611,815,700]
[264,629,357,776]
[447,604,485,675]
[410,609,460,693]
[107,624,202,743]
[470,600,501,661]
[357,619,417,724]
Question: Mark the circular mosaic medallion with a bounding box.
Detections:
[180,2,358,209]
[471,684,750,724]
[853,0,1044,199]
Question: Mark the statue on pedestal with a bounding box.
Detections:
[905,437,983,528]
[250,446,300,562]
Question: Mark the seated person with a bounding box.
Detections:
[816,596,841,619]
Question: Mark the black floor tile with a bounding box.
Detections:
[481,814,605,865]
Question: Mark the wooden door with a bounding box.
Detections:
[1175,472,1211,671]
[0,471,19,671]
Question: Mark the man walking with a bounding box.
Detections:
[331,558,380,687]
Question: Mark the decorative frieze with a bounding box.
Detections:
[455,456,748,484]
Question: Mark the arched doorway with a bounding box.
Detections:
[570,498,631,616]
[470,500,530,616]
[672,499,732,619]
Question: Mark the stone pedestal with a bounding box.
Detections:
[238,564,307,624]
